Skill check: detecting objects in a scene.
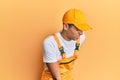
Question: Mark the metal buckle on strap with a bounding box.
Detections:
[59,46,65,54]
[75,43,80,50]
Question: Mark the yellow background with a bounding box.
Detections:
[0,0,120,80]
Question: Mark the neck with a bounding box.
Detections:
[60,30,71,41]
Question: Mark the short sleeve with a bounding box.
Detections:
[43,36,58,63]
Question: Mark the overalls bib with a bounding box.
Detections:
[41,34,80,80]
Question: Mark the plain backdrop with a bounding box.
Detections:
[0,0,120,80]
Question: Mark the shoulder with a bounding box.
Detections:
[43,35,54,44]
[43,35,55,46]
[80,33,86,39]
[43,33,58,48]
[43,32,60,45]
[80,33,86,46]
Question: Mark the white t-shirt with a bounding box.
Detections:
[43,31,86,64]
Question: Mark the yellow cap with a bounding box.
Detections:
[62,9,92,31]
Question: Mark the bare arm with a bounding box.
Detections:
[46,62,62,80]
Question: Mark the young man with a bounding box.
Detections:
[41,9,92,80]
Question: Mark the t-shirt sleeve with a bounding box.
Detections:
[43,36,58,63]
[80,33,86,46]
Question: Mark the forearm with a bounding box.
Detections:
[46,62,62,80]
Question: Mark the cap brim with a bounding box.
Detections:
[74,23,92,31]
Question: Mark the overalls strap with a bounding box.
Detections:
[53,34,66,58]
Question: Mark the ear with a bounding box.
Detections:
[63,23,69,30]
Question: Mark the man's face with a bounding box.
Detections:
[65,24,83,40]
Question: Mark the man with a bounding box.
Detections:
[41,9,92,80]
